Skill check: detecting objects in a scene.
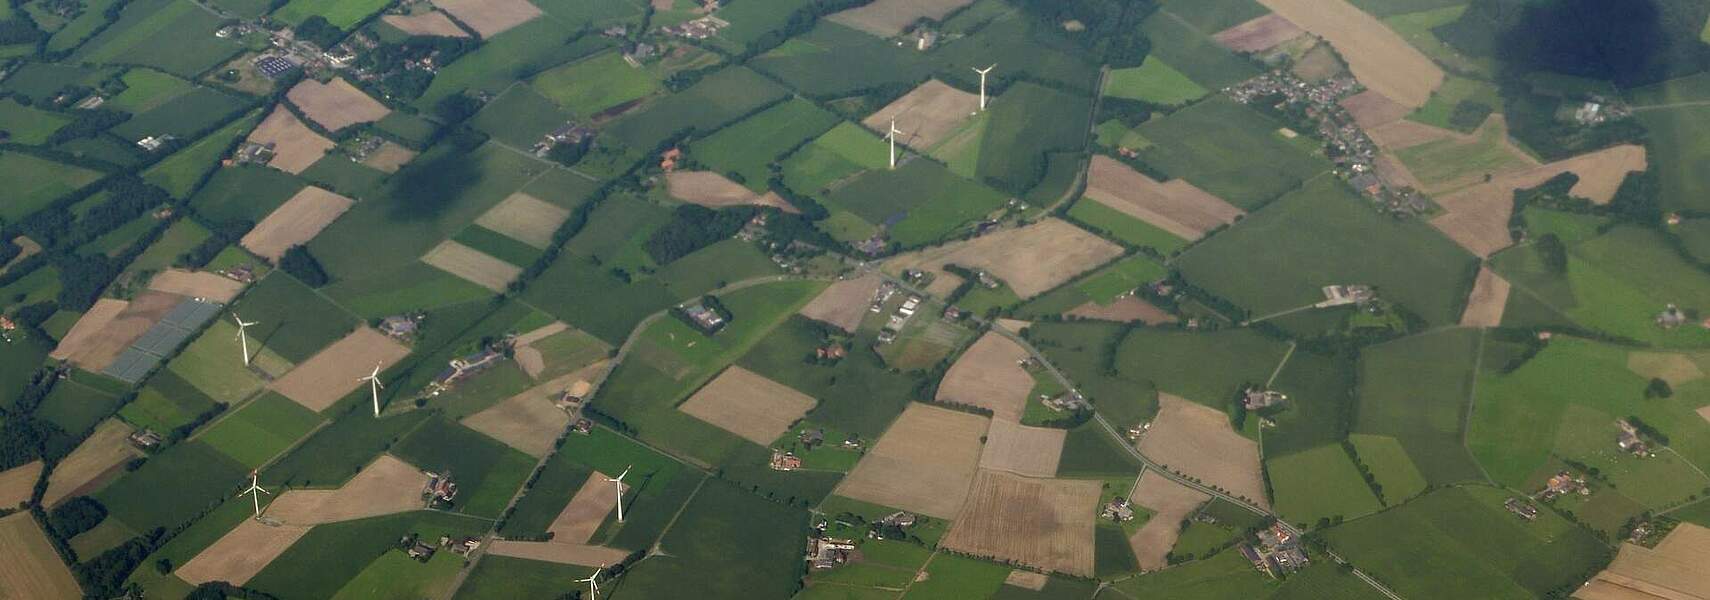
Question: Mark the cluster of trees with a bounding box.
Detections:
[0,12,45,46]
[48,497,107,539]
[293,16,347,49]
[176,219,253,269]
[279,245,329,287]
[1013,0,1155,67]
[356,36,476,100]
[643,204,758,264]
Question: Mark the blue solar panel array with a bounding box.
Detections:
[102,298,224,384]
[255,56,295,80]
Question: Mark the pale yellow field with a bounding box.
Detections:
[147,269,246,303]
[286,78,390,132]
[1138,394,1268,508]
[462,363,607,458]
[798,273,882,332]
[1128,470,1209,571]
[1084,156,1243,241]
[1213,13,1304,52]
[0,512,81,599]
[678,366,816,445]
[886,219,1123,299]
[241,186,355,261]
[42,420,140,506]
[246,107,334,174]
[861,80,980,151]
[941,471,1100,576]
[422,240,522,292]
[1577,524,1710,600]
[432,0,541,37]
[937,332,1034,421]
[0,461,43,509]
[1430,144,1646,257]
[1256,0,1443,108]
[176,519,310,586]
[270,327,410,412]
[486,541,630,567]
[264,455,429,525]
[475,193,570,249]
[1458,267,1510,328]
[546,471,623,544]
[834,403,989,518]
[380,11,469,37]
[978,419,1065,478]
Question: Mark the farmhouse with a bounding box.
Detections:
[1616,419,1649,455]
[1534,471,1588,500]
[805,536,855,570]
[423,472,458,505]
[1240,522,1310,578]
[1242,387,1288,410]
[1504,497,1539,521]
[379,314,421,340]
[769,450,802,471]
[127,429,163,450]
[426,346,506,395]
[1318,284,1374,308]
[1102,497,1135,522]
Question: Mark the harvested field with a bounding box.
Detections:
[1374,152,1424,190]
[147,269,246,303]
[515,322,569,347]
[486,540,630,567]
[1369,119,1458,150]
[1212,13,1304,53]
[2,235,40,273]
[1430,144,1646,257]
[475,193,570,249]
[246,107,335,174]
[860,80,979,151]
[834,403,989,519]
[979,419,1065,478]
[996,318,1032,332]
[547,471,623,544]
[52,292,182,371]
[1256,0,1442,108]
[887,219,1123,299]
[1127,470,1209,571]
[360,141,418,173]
[462,363,606,457]
[1066,296,1177,325]
[0,512,81,599]
[1340,90,1411,130]
[241,186,354,261]
[286,78,390,132]
[176,520,310,586]
[380,11,469,37]
[0,461,42,508]
[1700,405,1710,426]
[664,171,775,209]
[432,0,541,37]
[678,366,817,445]
[1627,352,1704,386]
[826,0,973,37]
[49,298,130,367]
[1138,394,1267,508]
[941,471,1100,576]
[798,273,882,332]
[937,332,1034,421]
[270,327,410,412]
[42,420,139,506]
[1459,267,1510,328]
[264,455,430,525]
[422,240,522,292]
[1083,156,1243,241]
[1577,523,1710,600]
[1005,570,1049,591]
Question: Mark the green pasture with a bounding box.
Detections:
[825,159,1008,247]
[975,82,1091,194]
[0,151,104,222]
[1394,118,1526,188]
[1494,226,1710,347]
[1269,443,1384,527]
[1350,433,1429,503]
[97,440,249,533]
[934,13,1101,94]
[522,254,676,344]
[900,553,1011,600]
[497,453,595,537]
[0,98,72,145]
[1383,6,1496,78]
[248,511,488,600]
[1056,422,1142,478]
[1140,8,1260,89]
[111,85,248,140]
[120,371,216,434]
[321,262,495,319]
[1104,56,1207,106]
[391,417,535,517]
[1028,321,1157,428]
[533,51,661,117]
[231,273,360,362]
[329,549,463,600]
[565,193,669,270]
[142,109,262,199]
[653,238,781,299]
[197,392,323,469]
[1114,327,1290,410]
[694,98,840,192]
[529,0,646,26]
[1133,97,1329,209]
[0,62,113,97]
[453,225,542,267]
[119,219,211,279]
[165,319,267,404]
[605,66,787,152]
[469,83,574,149]
[1161,0,1268,31]
[556,427,703,550]
[1354,328,1486,485]
[188,166,306,223]
[1108,548,1278,598]
[262,406,432,488]
[738,315,921,439]
[607,480,808,600]
[416,20,613,109]
[749,22,935,97]
[36,377,122,435]
[272,0,389,28]
[457,556,598,600]
[1018,254,1164,317]
[72,0,241,77]
[56,136,144,168]
[703,0,813,52]
[1408,76,1500,132]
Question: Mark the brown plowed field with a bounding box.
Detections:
[798,273,882,332]
[176,519,310,585]
[678,366,816,445]
[0,512,81,599]
[52,292,182,371]
[42,420,139,506]
[271,327,410,412]
[241,186,354,261]
[664,171,763,207]
[286,78,390,132]
[1066,296,1176,325]
[1430,144,1646,257]
[1340,90,1411,130]
[861,80,979,151]
[147,269,245,302]
[246,107,334,174]
[941,471,1100,576]
[1127,470,1209,571]
[265,455,429,525]
[887,219,1123,299]
[476,193,570,249]
[487,540,630,567]
[834,403,989,519]
[1458,267,1510,328]
[380,11,469,37]
[462,362,605,458]
[0,461,43,509]
[432,0,541,37]
[1138,394,1267,508]
[936,332,1034,422]
[1213,13,1304,52]
[547,471,623,544]
[1083,156,1243,241]
[978,419,1065,478]
[1578,523,1710,600]
[1256,0,1443,108]
[360,142,418,173]
[49,298,129,366]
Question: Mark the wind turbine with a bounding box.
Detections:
[233,314,258,365]
[972,64,996,112]
[607,466,631,523]
[578,566,603,599]
[239,470,269,518]
[358,363,383,417]
[885,118,902,170]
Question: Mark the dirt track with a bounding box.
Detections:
[1128,470,1209,571]
[247,107,334,174]
[1458,267,1510,328]
[678,366,816,445]
[887,219,1123,299]
[286,78,390,132]
[798,274,881,332]
[147,269,245,303]
[176,519,310,585]
[1212,13,1303,52]
[264,455,429,525]
[270,327,410,412]
[432,0,541,37]
[978,419,1064,478]
[1138,394,1268,509]
[861,80,979,151]
[936,332,1034,421]
[1256,0,1443,108]
[941,471,1099,576]
[834,403,988,519]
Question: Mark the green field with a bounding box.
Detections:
[532,51,662,117]
[1176,174,1477,326]
[901,553,1011,600]
[1325,485,1608,599]
[0,151,105,222]
[694,98,841,192]
[164,319,268,404]
[780,121,886,195]
[0,61,113,98]
[36,376,123,435]
[738,316,921,439]
[96,440,249,533]
[653,238,781,299]
[824,159,1009,247]
[1268,443,1384,527]
[230,273,360,362]
[1161,0,1268,31]
[975,82,1092,195]
[522,254,676,344]
[1016,254,1166,318]
[749,22,936,98]
[1495,226,1710,347]
[272,0,389,27]
[197,392,323,468]
[188,166,307,223]
[391,417,535,517]
[1133,97,1329,209]
[1108,549,1280,598]
[453,225,543,267]
[1104,56,1208,106]
[1350,433,1429,503]
[1141,8,1261,90]
[1354,328,1485,485]
[1407,76,1500,132]
[1028,321,1157,428]
[248,511,488,600]
[605,66,787,151]
[0,99,72,145]
[142,110,262,199]
[329,548,464,600]
[1383,6,1496,79]
[1113,327,1290,411]
[111,85,248,140]
[604,479,806,598]
[263,410,433,488]
[416,20,613,109]
[457,556,598,600]
[1056,423,1143,478]
[72,0,242,77]
[703,0,813,52]
[1394,117,1527,188]
[121,370,218,434]
[1469,337,1710,509]
[497,450,596,537]
[321,263,495,319]
[119,219,212,279]
[468,83,574,149]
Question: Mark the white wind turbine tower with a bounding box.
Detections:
[608,466,631,523]
[972,64,996,112]
[233,314,258,365]
[886,118,902,169]
[578,566,603,599]
[239,470,269,518]
[359,363,383,417]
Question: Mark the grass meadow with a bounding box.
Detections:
[1104,56,1208,106]
[231,273,360,363]
[72,0,241,77]
[97,440,249,533]
[142,110,262,199]
[262,409,433,488]
[694,98,841,192]
[1349,433,1429,503]
[1140,8,1260,90]
[1133,97,1328,209]
[749,22,935,97]
[532,50,661,117]
[1114,327,1290,411]
[456,556,597,600]
[271,0,389,28]
[1028,321,1157,428]
[1494,226,1710,347]
[825,159,1008,247]
[1354,328,1486,485]
[390,417,536,518]
[197,392,323,469]
[469,83,574,149]
[738,316,921,439]
[247,511,488,600]
[1016,254,1165,317]
[0,151,104,221]
[188,166,307,223]
[1268,443,1384,527]
[605,66,788,152]
[416,21,613,109]
[607,479,808,599]
[975,82,1092,194]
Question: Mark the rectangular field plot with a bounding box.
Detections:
[270,327,411,412]
[886,219,1123,299]
[1132,96,1328,209]
[422,240,522,293]
[695,98,840,192]
[605,66,787,151]
[834,403,988,519]
[1267,443,1383,526]
[942,471,1099,576]
[103,297,222,384]
[678,366,817,445]
[240,186,354,261]
[532,50,661,117]
[475,193,570,249]
[1355,328,1485,485]
[391,417,535,518]
[1082,155,1243,241]
[0,512,82,600]
[71,0,243,77]
[0,151,104,222]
